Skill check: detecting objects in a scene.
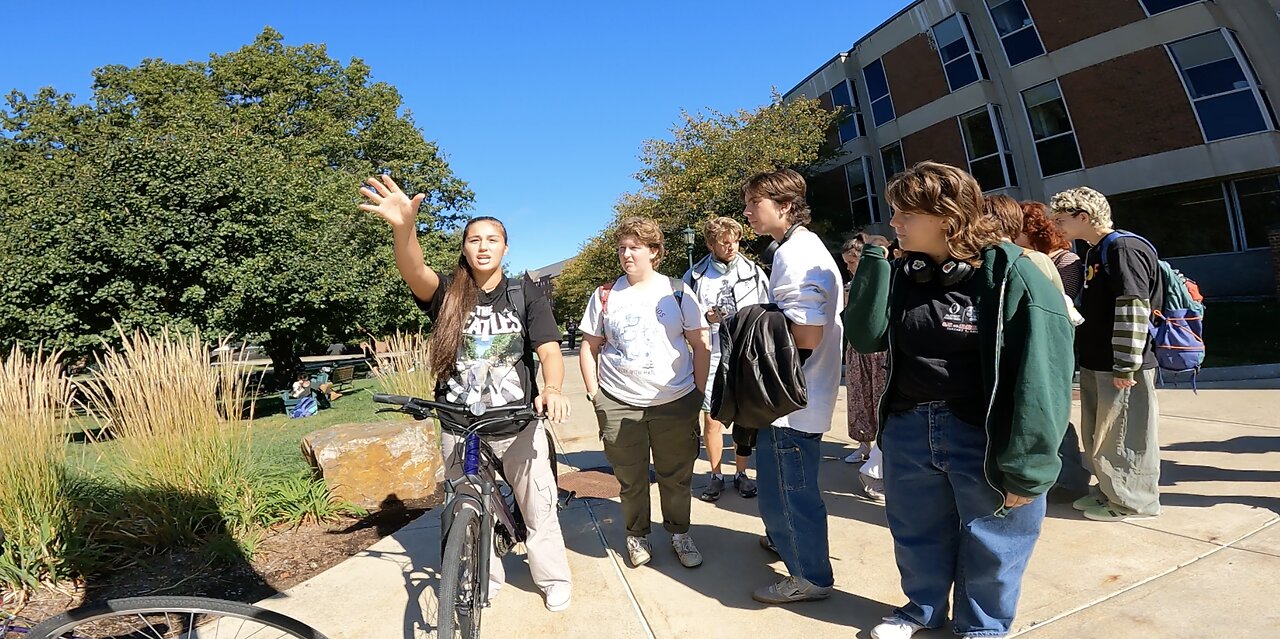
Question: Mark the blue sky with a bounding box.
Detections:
[2,0,906,273]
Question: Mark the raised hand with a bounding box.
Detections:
[358,174,426,230]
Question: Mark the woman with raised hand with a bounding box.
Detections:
[844,162,1074,639]
[359,174,573,612]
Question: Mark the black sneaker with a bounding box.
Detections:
[734,473,758,498]
[699,475,725,502]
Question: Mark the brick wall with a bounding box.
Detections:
[883,33,951,116]
[902,117,968,170]
[1058,46,1204,167]
[1025,0,1148,52]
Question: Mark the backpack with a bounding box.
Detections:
[1097,231,1206,374]
[597,276,686,318]
[290,396,318,418]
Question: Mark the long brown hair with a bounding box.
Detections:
[885,161,1001,265]
[428,216,508,378]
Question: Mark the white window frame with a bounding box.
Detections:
[931,13,987,93]
[1227,173,1280,251]
[1020,79,1085,178]
[958,105,1017,192]
[863,58,896,127]
[1140,0,1206,17]
[844,156,878,223]
[1165,28,1274,144]
[830,79,864,144]
[984,0,1045,67]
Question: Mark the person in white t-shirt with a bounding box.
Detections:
[579,217,711,570]
[682,216,771,503]
[741,168,843,605]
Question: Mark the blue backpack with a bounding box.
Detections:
[290,396,319,418]
[1097,231,1206,374]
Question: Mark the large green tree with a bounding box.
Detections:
[0,29,471,379]
[552,92,842,324]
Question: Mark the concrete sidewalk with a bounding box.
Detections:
[257,358,1280,638]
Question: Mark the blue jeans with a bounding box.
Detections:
[882,403,1046,638]
[756,426,833,588]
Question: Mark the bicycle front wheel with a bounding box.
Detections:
[437,505,484,639]
[28,596,328,639]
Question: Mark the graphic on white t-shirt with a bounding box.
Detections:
[608,305,662,378]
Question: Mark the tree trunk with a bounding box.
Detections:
[266,337,302,389]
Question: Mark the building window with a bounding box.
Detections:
[985,0,1044,66]
[845,157,878,226]
[880,141,905,188]
[1233,174,1280,250]
[1141,0,1203,16]
[1167,30,1272,142]
[959,105,1018,192]
[931,14,989,92]
[1110,183,1235,258]
[863,59,896,127]
[830,79,864,143]
[1021,80,1083,177]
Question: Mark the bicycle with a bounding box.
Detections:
[372,393,564,639]
[12,596,327,638]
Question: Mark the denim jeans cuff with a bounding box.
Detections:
[959,632,1007,638]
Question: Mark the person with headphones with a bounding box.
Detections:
[844,162,1075,639]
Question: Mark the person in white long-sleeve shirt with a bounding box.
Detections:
[741,168,844,605]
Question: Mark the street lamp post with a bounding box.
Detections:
[682,225,696,270]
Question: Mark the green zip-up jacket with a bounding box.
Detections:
[844,242,1075,500]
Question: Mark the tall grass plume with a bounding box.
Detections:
[0,347,79,596]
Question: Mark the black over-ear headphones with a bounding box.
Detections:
[762,223,802,265]
[901,252,975,287]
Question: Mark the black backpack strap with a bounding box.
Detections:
[504,276,528,340]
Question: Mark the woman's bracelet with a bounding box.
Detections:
[543,385,562,394]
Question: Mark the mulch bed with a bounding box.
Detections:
[2,493,440,634]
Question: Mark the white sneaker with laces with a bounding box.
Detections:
[625,535,652,567]
[672,533,703,568]
[870,616,924,639]
[543,583,571,612]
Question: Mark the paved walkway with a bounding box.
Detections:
[257,356,1280,638]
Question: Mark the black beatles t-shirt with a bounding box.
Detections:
[1077,235,1163,372]
[416,275,561,407]
[887,271,986,426]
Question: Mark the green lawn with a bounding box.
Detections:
[1204,300,1280,368]
[67,377,404,478]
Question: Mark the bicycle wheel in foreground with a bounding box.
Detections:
[27,596,328,639]
[437,506,484,639]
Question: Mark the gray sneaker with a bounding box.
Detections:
[699,474,725,502]
[672,534,703,568]
[751,575,832,604]
[625,535,652,567]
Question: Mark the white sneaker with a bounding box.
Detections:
[625,535,652,567]
[543,583,571,612]
[870,616,924,639]
[672,533,703,568]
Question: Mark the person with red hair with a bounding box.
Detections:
[1018,200,1090,504]
[1016,201,1082,299]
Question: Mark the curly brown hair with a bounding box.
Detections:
[615,216,666,265]
[1020,201,1071,253]
[885,161,1001,265]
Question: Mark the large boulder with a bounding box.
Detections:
[301,420,442,510]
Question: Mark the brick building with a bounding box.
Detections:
[787,0,1280,297]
